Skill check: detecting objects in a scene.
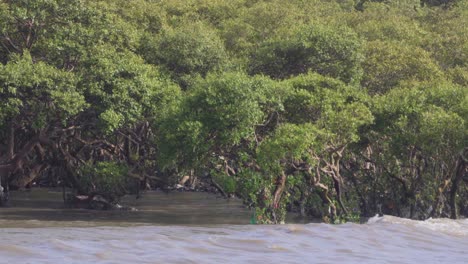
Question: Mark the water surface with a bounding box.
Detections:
[0,189,250,227]
[1,189,466,263]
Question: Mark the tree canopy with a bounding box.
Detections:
[0,0,466,223]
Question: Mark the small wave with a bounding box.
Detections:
[420,218,468,236]
[0,245,37,256]
[366,214,468,237]
[2,223,468,264]
[366,214,385,224]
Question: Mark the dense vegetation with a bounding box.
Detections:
[0,0,466,223]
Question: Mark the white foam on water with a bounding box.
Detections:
[367,214,468,237]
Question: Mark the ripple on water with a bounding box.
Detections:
[1,223,468,264]
[2,193,468,264]
[0,244,38,257]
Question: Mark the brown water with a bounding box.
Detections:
[0,189,251,227]
[1,189,467,263]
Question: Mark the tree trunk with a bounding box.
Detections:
[273,171,287,209]
[211,177,227,197]
[431,172,451,218]
[7,122,14,159]
[270,171,287,223]
[10,164,49,189]
[450,148,468,219]
[1,122,15,204]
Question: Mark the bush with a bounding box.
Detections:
[211,170,237,195]
[249,23,363,84]
[139,21,228,88]
[361,40,443,94]
[78,161,130,202]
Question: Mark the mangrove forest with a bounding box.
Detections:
[0,0,467,224]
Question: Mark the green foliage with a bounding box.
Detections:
[220,1,304,57]
[421,0,462,8]
[420,4,468,71]
[188,72,268,144]
[249,23,364,84]
[361,79,467,217]
[80,45,180,133]
[344,3,427,43]
[139,21,228,87]
[0,0,466,222]
[447,66,468,86]
[372,80,466,155]
[0,0,140,66]
[157,72,281,169]
[0,51,85,127]
[211,170,237,194]
[257,123,324,173]
[78,161,129,202]
[92,0,166,34]
[237,169,270,206]
[254,73,373,222]
[284,72,374,143]
[362,40,443,94]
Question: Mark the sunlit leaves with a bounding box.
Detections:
[371,79,466,157]
[257,123,324,173]
[139,21,228,88]
[284,72,373,143]
[249,23,363,84]
[80,45,180,133]
[157,72,276,169]
[362,40,443,95]
[0,51,84,127]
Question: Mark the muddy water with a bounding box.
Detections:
[0,189,251,226]
[1,189,467,264]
